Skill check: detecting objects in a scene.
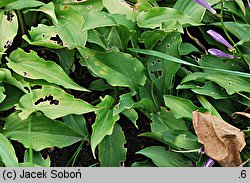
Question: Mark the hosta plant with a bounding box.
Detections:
[0,0,249,167]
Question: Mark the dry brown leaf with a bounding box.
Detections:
[192,111,246,167]
[232,112,250,119]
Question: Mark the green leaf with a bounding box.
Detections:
[78,48,146,91]
[134,98,157,113]
[161,130,188,148]
[137,7,202,29]
[106,93,138,125]
[98,124,126,167]
[206,73,250,95]
[235,38,250,48]
[180,72,208,84]
[180,42,200,55]
[23,150,50,167]
[241,148,250,167]
[112,93,139,126]
[88,79,113,91]
[16,85,98,120]
[199,55,245,71]
[114,93,135,115]
[234,0,246,15]
[91,96,119,157]
[81,10,117,31]
[174,0,220,21]
[62,114,89,140]
[53,49,76,75]
[147,32,181,95]
[191,82,229,99]
[22,24,65,49]
[166,130,197,148]
[173,134,201,150]
[111,13,137,32]
[197,95,222,119]
[53,0,104,17]
[212,99,238,116]
[132,160,157,167]
[22,11,39,28]
[6,48,89,91]
[103,0,138,20]
[111,14,139,48]
[0,0,16,8]
[122,109,138,127]
[0,10,18,56]
[215,1,246,20]
[212,22,250,40]
[3,112,83,151]
[0,84,24,111]
[176,82,198,90]
[177,81,230,99]
[141,129,200,151]
[150,108,188,132]
[244,127,250,144]
[242,127,250,165]
[136,0,158,11]
[0,86,6,103]
[23,2,58,24]
[0,133,19,167]
[163,95,199,120]
[140,132,167,145]
[239,98,250,108]
[0,68,26,93]
[140,30,166,50]
[56,5,87,49]
[162,20,184,33]
[87,29,107,49]
[128,48,250,78]
[136,146,193,167]
[5,0,44,10]
[104,26,132,51]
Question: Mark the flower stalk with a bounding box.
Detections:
[219,0,240,53]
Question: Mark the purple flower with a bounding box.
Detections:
[204,158,215,167]
[207,30,234,49]
[192,0,217,14]
[208,48,236,59]
[200,147,205,154]
[200,147,215,167]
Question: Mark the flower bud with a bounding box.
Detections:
[207,30,234,49]
[192,0,217,14]
[208,48,236,59]
[204,158,215,167]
